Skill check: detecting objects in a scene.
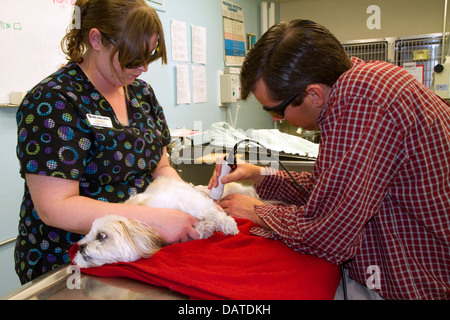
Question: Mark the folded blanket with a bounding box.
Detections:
[69,219,340,300]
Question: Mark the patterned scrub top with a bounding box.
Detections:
[15,62,171,284]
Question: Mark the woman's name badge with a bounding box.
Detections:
[86,114,113,128]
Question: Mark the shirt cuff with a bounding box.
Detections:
[250,226,275,239]
[249,203,279,240]
[255,167,282,199]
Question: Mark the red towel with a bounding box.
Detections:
[69,219,340,300]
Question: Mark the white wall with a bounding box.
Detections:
[280,0,446,42]
[144,0,276,131]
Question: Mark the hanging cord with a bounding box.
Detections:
[226,103,241,129]
[228,139,310,203]
[340,264,348,300]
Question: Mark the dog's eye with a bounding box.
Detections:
[96,232,107,241]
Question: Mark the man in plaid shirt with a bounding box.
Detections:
[211,20,449,299]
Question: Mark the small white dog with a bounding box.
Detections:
[73,176,257,268]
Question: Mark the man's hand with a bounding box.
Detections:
[219,194,270,229]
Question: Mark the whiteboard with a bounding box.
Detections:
[0,0,75,104]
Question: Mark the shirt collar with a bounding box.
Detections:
[318,57,364,127]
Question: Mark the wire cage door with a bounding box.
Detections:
[342,34,445,89]
[342,40,390,63]
[395,34,443,89]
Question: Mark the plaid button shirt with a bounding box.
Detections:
[253,58,450,300]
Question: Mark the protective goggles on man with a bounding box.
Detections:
[262,93,299,118]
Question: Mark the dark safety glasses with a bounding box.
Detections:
[101,32,160,69]
[262,93,299,118]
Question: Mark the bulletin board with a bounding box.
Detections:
[0,0,76,104]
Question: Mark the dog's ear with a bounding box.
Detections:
[120,219,166,258]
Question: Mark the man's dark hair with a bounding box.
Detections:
[240,19,352,105]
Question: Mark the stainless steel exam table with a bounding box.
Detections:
[3,264,188,300]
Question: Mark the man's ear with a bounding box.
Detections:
[305,84,328,108]
[88,28,104,51]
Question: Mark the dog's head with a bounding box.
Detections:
[73,215,165,268]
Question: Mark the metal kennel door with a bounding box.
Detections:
[342,39,391,63]
[342,34,444,89]
[395,34,444,89]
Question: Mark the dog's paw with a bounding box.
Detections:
[195,220,216,239]
[218,216,239,236]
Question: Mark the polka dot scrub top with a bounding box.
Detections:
[15,63,171,284]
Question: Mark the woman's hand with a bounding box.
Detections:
[149,209,200,244]
[25,173,201,242]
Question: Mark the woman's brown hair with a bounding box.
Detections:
[61,0,167,96]
[240,19,351,105]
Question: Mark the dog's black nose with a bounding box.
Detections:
[79,243,87,254]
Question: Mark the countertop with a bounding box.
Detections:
[3,264,188,300]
